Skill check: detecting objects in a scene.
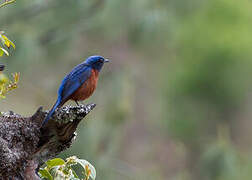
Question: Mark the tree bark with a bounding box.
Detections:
[0,103,96,180]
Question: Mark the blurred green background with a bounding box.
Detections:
[1,0,252,179]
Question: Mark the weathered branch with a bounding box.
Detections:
[0,103,96,179]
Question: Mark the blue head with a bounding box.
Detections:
[85,55,109,71]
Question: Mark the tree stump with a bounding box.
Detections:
[0,104,96,179]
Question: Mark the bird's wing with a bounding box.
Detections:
[58,64,92,104]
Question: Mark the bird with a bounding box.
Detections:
[42,55,109,126]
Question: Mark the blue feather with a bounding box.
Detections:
[59,65,92,102]
[42,98,60,126]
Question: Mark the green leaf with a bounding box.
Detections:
[0,48,8,56]
[0,49,3,56]
[75,159,96,180]
[9,39,15,49]
[38,168,53,180]
[46,158,65,170]
[71,168,79,178]
[1,35,15,49]
[0,73,9,85]
[0,48,9,56]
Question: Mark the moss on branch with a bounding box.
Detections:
[0,103,96,179]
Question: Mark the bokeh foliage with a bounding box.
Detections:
[0,2,19,99]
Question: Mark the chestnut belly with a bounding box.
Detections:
[70,70,98,101]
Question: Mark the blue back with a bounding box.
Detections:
[58,62,92,104]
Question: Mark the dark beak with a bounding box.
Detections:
[104,59,110,63]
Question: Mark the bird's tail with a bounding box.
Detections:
[42,99,61,126]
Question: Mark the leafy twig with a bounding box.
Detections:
[0,0,16,8]
[0,72,20,99]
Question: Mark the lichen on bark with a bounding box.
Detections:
[0,103,96,179]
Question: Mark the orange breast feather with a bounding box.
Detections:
[70,69,99,101]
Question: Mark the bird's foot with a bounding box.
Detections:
[75,101,80,106]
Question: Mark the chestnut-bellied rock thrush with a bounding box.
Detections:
[42,55,109,126]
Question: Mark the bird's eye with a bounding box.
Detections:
[98,59,103,63]
[94,59,103,65]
